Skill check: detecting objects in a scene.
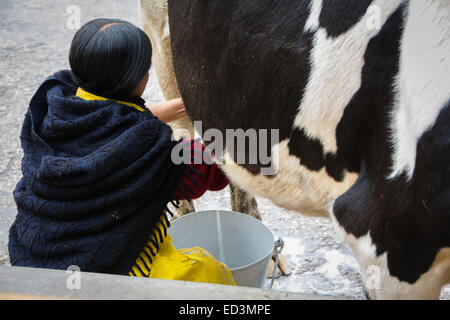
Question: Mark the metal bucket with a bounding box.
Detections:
[169,210,274,288]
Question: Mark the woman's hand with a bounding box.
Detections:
[147,97,188,123]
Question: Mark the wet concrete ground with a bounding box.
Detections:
[0,0,448,300]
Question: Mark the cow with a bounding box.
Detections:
[139,0,450,299]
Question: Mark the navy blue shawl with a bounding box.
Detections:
[8,70,187,275]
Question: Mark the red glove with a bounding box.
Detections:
[174,139,229,200]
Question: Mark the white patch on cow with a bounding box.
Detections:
[329,208,450,299]
[305,0,323,32]
[389,0,450,180]
[220,140,358,217]
[294,0,402,155]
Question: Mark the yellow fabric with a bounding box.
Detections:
[148,234,236,285]
[75,87,146,112]
[129,215,236,286]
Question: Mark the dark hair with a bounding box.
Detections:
[69,18,152,100]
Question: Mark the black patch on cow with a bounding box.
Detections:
[168,0,315,175]
[288,129,346,181]
[288,128,324,171]
[319,0,374,38]
[335,3,450,284]
[334,3,406,234]
[333,5,408,176]
[325,152,346,182]
[335,101,450,284]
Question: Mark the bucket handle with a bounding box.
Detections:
[268,238,284,290]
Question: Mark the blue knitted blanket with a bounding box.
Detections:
[8,70,187,275]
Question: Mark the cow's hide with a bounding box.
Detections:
[143,0,450,299]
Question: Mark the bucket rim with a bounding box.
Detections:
[169,210,275,272]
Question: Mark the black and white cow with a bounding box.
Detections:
[141,0,450,299]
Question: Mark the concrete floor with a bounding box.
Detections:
[0,265,345,300]
[0,0,448,300]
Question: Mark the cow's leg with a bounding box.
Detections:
[139,0,261,219]
[229,183,261,221]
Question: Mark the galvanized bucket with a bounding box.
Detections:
[169,210,276,288]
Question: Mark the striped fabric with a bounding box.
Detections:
[129,213,171,277]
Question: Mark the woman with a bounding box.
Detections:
[8,18,235,285]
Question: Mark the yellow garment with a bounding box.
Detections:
[76,88,235,286]
[149,234,236,285]
[129,215,236,286]
[75,87,146,112]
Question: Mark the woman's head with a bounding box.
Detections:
[69,18,152,99]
